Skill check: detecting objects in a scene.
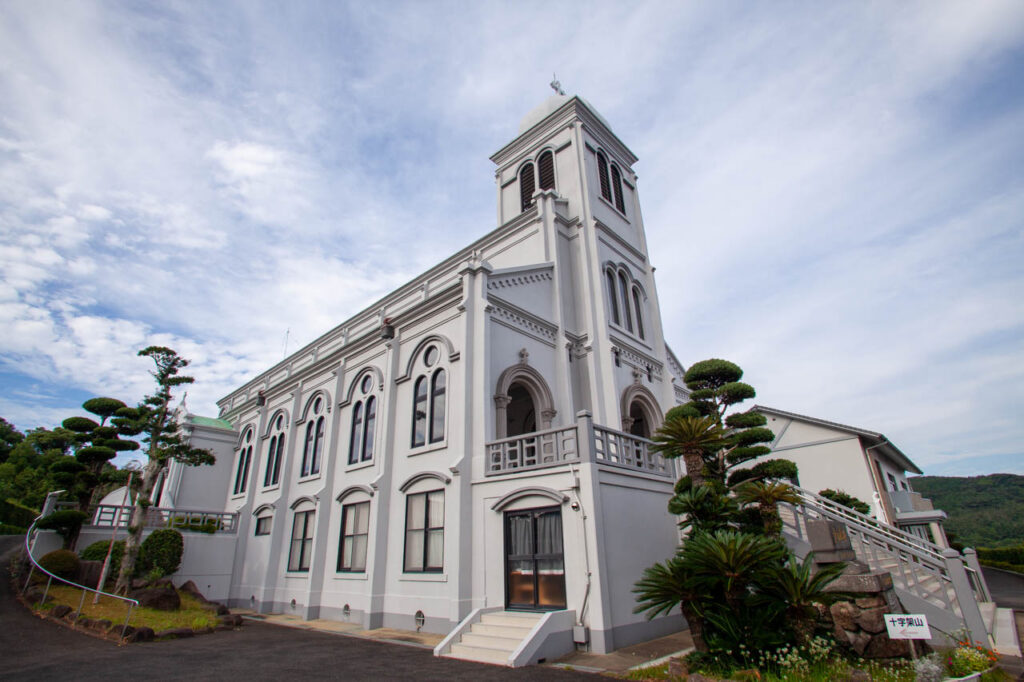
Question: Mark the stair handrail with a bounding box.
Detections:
[22,491,139,638]
[793,486,947,562]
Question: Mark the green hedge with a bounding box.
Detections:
[0,499,39,528]
[0,523,27,535]
[79,539,125,570]
[980,559,1024,575]
[137,528,184,577]
[39,549,79,579]
[978,544,1024,565]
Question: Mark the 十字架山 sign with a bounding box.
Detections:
[884,614,930,639]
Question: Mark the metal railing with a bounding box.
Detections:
[22,493,139,639]
[90,504,238,533]
[593,427,675,478]
[486,425,579,475]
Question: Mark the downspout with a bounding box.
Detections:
[568,460,591,632]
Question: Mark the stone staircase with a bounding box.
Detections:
[443,611,542,666]
[779,487,1012,651]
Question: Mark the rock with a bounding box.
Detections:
[155,627,194,639]
[125,626,154,643]
[854,596,885,609]
[178,580,209,603]
[667,657,688,678]
[216,604,229,616]
[118,625,136,639]
[50,604,72,619]
[856,606,887,634]
[24,587,50,605]
[863,634,909,659]
[830,601,860,630]
[218,614,243,626]
[848,631,871,656]
[152,577,174,590]
[76,616,93,629]
[130,578,150,590]
[90,618,112,633]
[129,584,181,611]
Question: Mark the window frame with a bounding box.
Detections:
[287,509,315,572]
[233,429,253,496]
[337,501,370,573]
[403,490,444,573]
[254,515,272,536]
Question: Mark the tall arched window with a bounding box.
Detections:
[538,150,555,191]
[349,374,377,464]
[606,269,620,325]
[596,151,611,201]
[519,162,536,213]
[618,272,633,332]
[233,428,253,495]
[264,414,286,487]
[632,286,645,340]
[412,344,446,447]
[301,397,325,477]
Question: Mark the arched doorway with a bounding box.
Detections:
[506,382,537,437]
[628,400,651,438]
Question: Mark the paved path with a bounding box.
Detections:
[983,566,1024,610]
[0,536,593,681]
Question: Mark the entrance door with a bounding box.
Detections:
[504,506,566,611]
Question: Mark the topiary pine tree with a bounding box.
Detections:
[60,397,142,512]
[655,358,797,490]
[114,347,215,594]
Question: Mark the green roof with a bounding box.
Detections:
[188,415,234,430]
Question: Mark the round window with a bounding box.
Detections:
[361,375,373,394]
[424,346,438,367]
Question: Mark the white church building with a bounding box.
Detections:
[162,92,693,662]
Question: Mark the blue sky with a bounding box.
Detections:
[1,1,1022,476]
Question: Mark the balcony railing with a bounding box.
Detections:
[90,504,239,534]
[593,426,675,478]
[486,425,579,475]
[484,413,676,479]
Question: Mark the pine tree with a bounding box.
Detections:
[115,347,214,593]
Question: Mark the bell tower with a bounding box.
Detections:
[489,93,677,429]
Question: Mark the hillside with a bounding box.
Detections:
[909,473,1024,549]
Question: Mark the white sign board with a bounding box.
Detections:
[884,614,931,639]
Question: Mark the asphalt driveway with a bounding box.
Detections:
[0,536,593,681]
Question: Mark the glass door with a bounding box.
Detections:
[504,506,566,611]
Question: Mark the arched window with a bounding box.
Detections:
[605,269,620,325]
[519,162,536,213]
[301,397,325,477]
[618,272,633,332]
[506,382,537,437]
[629,401,651,439]
[596,151,611,202]
[349,374,377,464]
[233,429,253,495]
[632,286,645,340]
[264,414,286,487]
[610,164,625,213]
[412,345,446,448]
[538,150,555,191]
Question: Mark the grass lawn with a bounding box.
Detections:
[34,584,219,632]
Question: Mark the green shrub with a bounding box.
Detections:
[0,499,39,528]
[818,489,872,515]
[79,539,125,570]
[39,549,80,579]
[137,528,184,577]
[0,523,27,535]
[35,510,89,548]
[978,544,1024,565]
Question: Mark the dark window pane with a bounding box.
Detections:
[520,163,536,212]
[349,402,363,465]
[611,164,625,213]
[412,376,427,447]
[597,152,611,201]
[363,397,376,461]
[429,370,445,443]
[538,151,555,190]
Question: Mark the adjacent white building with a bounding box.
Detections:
[754,405,949,547]
[165,93,692,658]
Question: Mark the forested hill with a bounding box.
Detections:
[909,474,1024,549]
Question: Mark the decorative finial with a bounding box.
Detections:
[550,74,565,96]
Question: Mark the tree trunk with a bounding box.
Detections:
[683,452,705,488]
[113,456,161,594]
[679,601,708,653]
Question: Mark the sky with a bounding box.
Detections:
[0,1,1022,477]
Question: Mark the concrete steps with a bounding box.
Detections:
[444,611,541,666]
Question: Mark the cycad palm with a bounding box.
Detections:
[651,415,725,488]
[759,553,846,645]
[734,480,802,536]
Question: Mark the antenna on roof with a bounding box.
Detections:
[550,74,565,96]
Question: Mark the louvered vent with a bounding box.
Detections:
[538,151,555,190]
[596,152,611,201]
[520,163,536,212]
[611,165,625,213]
